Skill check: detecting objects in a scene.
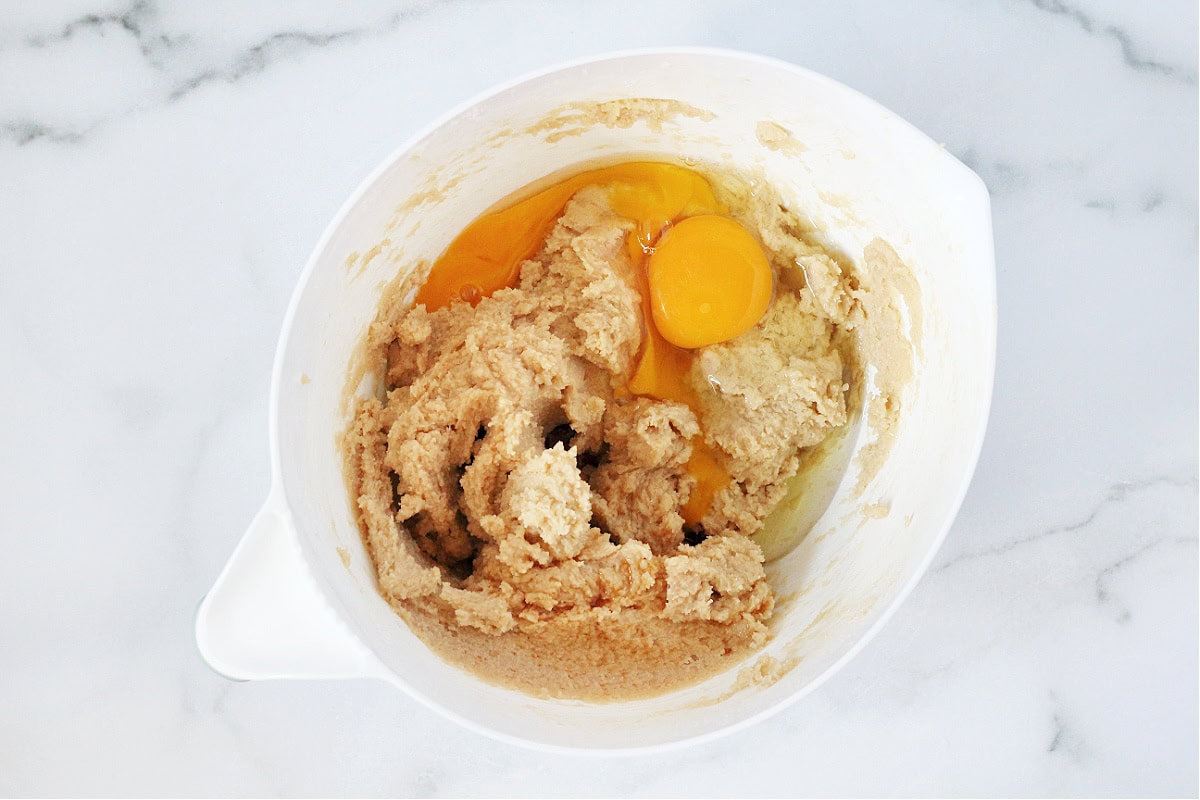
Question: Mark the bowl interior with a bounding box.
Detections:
[273,50,994,751]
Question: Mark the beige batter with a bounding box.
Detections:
[344,170,887,700]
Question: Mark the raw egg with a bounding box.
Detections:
[647,215,773,349]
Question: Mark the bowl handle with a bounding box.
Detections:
[194,489,385,681]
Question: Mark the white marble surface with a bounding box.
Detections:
[1,0,1196,796]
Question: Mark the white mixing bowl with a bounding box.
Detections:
[195,48,995,753]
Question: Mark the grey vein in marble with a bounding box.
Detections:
[1141,191,1166,212]
[1024,0,1199,85]
[935,474,1199,573]
[166,28,376,102]
[1083,198,1115,210]
[2,0,444,147]
[960,156,1180,219]
[953,153,1100,201]
[1094,535,1197,623]
[1082,190,1173,215]
[1047,706,1087,760]
[24,0,184,67]
[960,155,1033,196]
[0,120,85,146]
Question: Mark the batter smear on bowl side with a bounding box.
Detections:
[344,161,870,700]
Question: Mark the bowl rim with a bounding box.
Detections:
[268,45,998,755]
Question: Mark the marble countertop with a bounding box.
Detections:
[2,1,1196,796]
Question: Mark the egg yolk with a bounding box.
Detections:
[414,162,774,525]
[648,215,773,349]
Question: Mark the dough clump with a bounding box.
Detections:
[346,183,855,699]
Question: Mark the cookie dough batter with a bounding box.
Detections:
[345,168,866,700]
